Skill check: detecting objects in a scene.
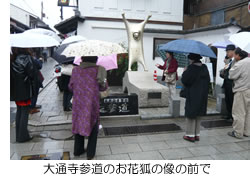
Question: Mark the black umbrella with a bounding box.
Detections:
[52,43,74,64]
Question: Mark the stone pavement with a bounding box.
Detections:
[10,58,250,160]
[10,119,250,160]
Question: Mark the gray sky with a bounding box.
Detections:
[10,0,76,30]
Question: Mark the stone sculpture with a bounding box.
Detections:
[122,13,151,71]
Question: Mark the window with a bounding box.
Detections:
[211,10,224,25]
[184,0,194,15]
[153,38,174,59]
[153,38,189,68]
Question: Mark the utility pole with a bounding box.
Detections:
[41,1,44,20]
[60,6,63,20]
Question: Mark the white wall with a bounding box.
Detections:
[77,0,184,74]
[79,0,183,22]
[184,26,240,86]
[77,20,183,74]
[10,4,30,26]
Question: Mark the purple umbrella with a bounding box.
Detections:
[211,40,234,49]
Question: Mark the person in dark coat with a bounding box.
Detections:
[10,48,35,143]
[221,44,235,121]
[181,53,210,142]
[61,74,73,111]
[30,52,44,114]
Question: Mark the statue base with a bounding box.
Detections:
[123,71,169,108]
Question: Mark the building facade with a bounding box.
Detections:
[184,0,250,30]
[10,2,51,33]
[55,0,248,94]
[77,0,184,72]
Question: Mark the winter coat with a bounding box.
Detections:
[32,58,43,94]
[158,58,178,81]
[61,74,71,91]
[229,57,250,93]
[222,59,234,89]
[181,62,210,118]
[10,54,35,101]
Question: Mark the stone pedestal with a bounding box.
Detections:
[169,96,181,117]
[216,93,227,115]
[123,71,169,108]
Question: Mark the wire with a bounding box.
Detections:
[22,0,38,16]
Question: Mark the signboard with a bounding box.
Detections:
[100,94,138,116]
[58,0,70,6]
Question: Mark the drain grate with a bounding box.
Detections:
[103,124,181,136]
[201,120,232,128]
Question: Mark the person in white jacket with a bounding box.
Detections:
[228,47,250,139]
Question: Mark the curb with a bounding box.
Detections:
[141,112,221,120]
[28,112,222,127]
[39,77,56,94]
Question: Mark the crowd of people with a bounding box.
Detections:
[10,43,249,159]
[10,49,108,159]
[156,45,250,142]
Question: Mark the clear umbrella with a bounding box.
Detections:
[229,32,250,53]
[61,35,86,45]
[10,33,60,48]
[61,40,127,57]
[24,28,62,42]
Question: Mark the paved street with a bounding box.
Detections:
[10,57,250,160]
[10,123,250,160]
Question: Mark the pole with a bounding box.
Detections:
[41,1,43,20]
[60,6,63,20]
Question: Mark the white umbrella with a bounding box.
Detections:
[61,35,86,45]
[229,32,250,53]
[10,33,60,48]
[24,28,62,42]
[62,40,127,57]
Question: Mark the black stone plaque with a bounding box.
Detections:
[100,93,138,116]
[148,92,161,99]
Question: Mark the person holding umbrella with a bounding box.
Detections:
[156,51,178,100]
[181,53,210,142]
[228,47,250,139]
[29,50,44,114]
[10,48,35,143]
[68,56,108,159]
[61,73,73,111]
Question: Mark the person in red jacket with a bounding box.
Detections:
[156,51,178,101]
